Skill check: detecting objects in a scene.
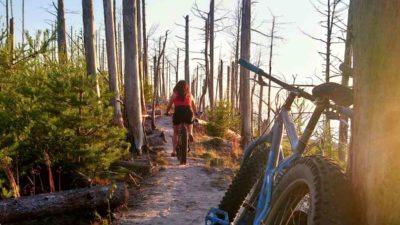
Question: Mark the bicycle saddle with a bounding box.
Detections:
[312,82,353,107]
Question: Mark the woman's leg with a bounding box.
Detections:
[185,124,194,142]
[172,125,180,153]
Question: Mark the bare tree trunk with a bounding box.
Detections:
[199,16,209,111]
[209,0,215,108]
[142,0,149,83]
[176,48,179,82]
[195,65,199,99]
[43,149,55,193]
[6,0,9,36]
[338,0,354,162]
[8,18,14,62]
[184,15,190,84]
[240,0,252,146]
[118,22,124,93]
[227,65,230,101]
[267,17,276,128]
[123,0,144,152]
[234,0,241,111]
[0,158,20,198]
[70,26,74,61]
[101,39,105,71]
[151,55,157,130]
[22,0,25,48]
[257,76,263,135]
[103,0,124,127]
[82,0,101,97]
[136,0,146,114]
[351,1,400,224]
[218,59,223,101]
[162,50,166,99]
[230,61,236,109]
[57,0,67,64]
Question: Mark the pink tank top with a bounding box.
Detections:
[173,93,191,106]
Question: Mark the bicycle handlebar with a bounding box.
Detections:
[238,58,315,102]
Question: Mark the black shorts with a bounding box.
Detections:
[173,106,194,125]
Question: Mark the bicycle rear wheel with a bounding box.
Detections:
[179,125,188,165]
[262,156,357,225]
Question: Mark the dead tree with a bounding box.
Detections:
[227,65,230,101]
[6,0,9,36]
[306,0,346,152]
[338,0,354,162]
[240,0,252,146]
[22,0,25,47]
[142,0,149,83]
[57,0,67,64]
[209,0,215,108]
[151,32,169,130]
[234,0,241,110]
[43,149,55,193]
[230,61,236,108]
[176,48,180,82]
[103,0,124,127]
[136,0,147,114]
[0,158,20,198]
[218,60,223,101]
[123,0,145,152]
[198,16,210,112]
[151,55,157,130]
[184,15,190,84]
[161,48,166,99]
[82,0,101,97]
[351,0,400,223]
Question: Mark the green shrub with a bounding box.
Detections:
[206,100,239,137]
[0,32,129,196]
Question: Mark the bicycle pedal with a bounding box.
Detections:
[205,208,229,225]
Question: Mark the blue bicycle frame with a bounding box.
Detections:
[205,59,353,225]
[249,92,325,225]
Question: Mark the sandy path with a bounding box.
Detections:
[119,116,228,225]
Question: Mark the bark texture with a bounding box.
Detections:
[239,0,252,146]
[123,0,145,151]
[351,1,400,224]
[103,0,124,127]
[57,0,67,64]
[0,183,128,223]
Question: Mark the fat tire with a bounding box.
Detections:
[264,156,357,225]
[218,145,269,222]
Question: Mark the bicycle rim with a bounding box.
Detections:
[264,180,310,225]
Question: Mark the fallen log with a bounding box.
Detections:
[0,183,128,223]
[111,159,153,175]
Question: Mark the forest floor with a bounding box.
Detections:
[117,115,232,225]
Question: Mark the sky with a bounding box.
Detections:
[1,0,348,86]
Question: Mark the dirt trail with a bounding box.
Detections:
[119,116,229,225]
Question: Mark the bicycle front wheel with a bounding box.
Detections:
[263,156,357,225]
